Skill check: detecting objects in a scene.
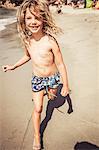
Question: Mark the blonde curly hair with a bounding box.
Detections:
[17,0,61,45]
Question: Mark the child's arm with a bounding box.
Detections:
[2,48,31,72]
[51,38,69,97]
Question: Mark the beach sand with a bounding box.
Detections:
[0,7,99,150]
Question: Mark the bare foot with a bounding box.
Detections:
[33,135,41,150]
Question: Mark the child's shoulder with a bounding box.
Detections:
[46,34,60,49]
[46,34,59,46]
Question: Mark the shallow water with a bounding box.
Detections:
[0,7,16,19]
[0,8,17,31]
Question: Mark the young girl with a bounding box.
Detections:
[2,0,69,149]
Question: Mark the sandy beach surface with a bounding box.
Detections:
[0,7,99,150]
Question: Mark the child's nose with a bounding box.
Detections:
[32,17,36,24]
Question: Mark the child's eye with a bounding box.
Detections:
[26,17,31,19]
[35,16,40,20]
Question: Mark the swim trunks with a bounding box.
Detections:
[31,72,60,92]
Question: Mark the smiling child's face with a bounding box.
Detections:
[25,7,43,35]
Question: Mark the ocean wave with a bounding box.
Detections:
[0,17,17,31]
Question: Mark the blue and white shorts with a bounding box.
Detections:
[31,72,60,92]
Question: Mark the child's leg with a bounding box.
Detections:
[32,90,44,147]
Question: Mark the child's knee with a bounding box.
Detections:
[34,105,43,113]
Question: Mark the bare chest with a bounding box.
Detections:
[28,41,54,65]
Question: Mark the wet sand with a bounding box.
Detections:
[0,7,99,150]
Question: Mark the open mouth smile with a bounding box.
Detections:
[29,25,39,29]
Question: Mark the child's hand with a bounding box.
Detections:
[2,65,15,72]
[61,85,69,97]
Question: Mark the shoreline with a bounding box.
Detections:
[0,17,17,31]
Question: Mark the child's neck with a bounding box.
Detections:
[32,31,45,41]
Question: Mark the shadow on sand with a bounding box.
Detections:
[74,141,99,150]
[40,84,73,149]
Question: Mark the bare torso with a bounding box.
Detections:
[28,35,58,77]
